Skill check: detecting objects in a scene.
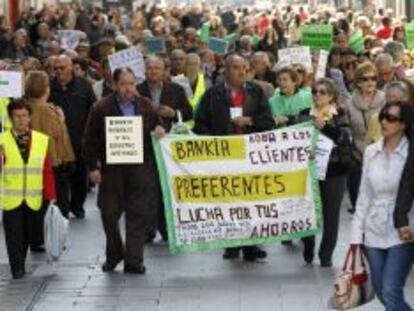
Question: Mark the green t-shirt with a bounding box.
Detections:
[268,88,313,117]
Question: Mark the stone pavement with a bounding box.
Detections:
[0,191,413,311]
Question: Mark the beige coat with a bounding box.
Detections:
[346,89,385,155]
[29,99,75,167]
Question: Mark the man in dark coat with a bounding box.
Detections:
[49,55,97,219]
[137,55,193,242]
[194,54,274,261]
[83,68,165,274]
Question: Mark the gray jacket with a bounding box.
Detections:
[346,89,385,156]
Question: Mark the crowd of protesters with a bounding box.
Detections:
[0,2,414,310]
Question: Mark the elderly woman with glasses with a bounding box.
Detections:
[346,62,385,213]
[300,78,352,266]
[366,81,411,145]
[350,101,414,311]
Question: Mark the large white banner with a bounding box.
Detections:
[153,123,322,254]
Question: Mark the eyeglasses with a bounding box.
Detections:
[379,112,401,123]
[360,75,377,82]
[312,88,328,96]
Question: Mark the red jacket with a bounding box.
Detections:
[376,26,393,40]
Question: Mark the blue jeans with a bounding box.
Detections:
[365,243,414,311]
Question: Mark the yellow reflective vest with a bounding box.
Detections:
[0,130,49,211]
[186,73,206,129]
[0,98,11,132]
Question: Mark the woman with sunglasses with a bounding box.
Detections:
[300,78,352,266]
[346,62,385,213]
[350,101,414,311]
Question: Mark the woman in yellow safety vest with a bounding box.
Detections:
[0,99,55,279]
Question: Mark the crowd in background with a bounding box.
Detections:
[0,2,414,310]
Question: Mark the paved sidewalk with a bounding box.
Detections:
[0,191,413,311]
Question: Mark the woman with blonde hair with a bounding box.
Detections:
[346,62,385,213]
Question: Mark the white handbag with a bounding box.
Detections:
[328,245,375,310]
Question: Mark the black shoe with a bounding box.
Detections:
[303,243,314,264]
[72,210,85,219]
[243,246,267,262]
[320,259,333,267]
[124,263,146,274]
[223,248,240,260]
[145,234,156,244]
[30,245,46,253]
[282,240,293,246]
[12,269,25,279]
[102,257,123,272]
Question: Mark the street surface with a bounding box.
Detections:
[0,191,413,311]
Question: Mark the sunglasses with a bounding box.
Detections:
[360,75,377,82]
[379,112,401,123]
[312,88,328,96]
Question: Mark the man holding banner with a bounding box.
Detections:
[83,67,165,274]
[193,54,274,261]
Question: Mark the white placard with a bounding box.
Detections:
[108,47,146,84]
[315,133,334,180]
[278,46,313,73]
[230,107,242,119]
[57,30,85,50]
[315,50,329,80]
[105,116,143,164]
[0,71,23,98]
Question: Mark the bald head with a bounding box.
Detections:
[376,53,395,88]
[171,49,186,75]
[252,52,270,76]
[54,55,73,85]
[146,56,165,85]
[146,55,165,69]
[225,54,248,88]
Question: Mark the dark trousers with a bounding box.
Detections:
[147,162,167,240]
[69,155,88,214]
[347,168,362,208]
[303,176,346,262]
[30,201,48,247]
[97,165,151,265]
[2,203,38,274]
[54,165,71,218]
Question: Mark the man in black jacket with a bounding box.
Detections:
[49,55,97,219]
[137,56,193,241]
[194,54,274,261]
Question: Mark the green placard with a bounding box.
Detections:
[208,37,229,55]
[252,34,261,48]
[145,37,166,55]
[348,29,364,53]
[406,23,414,50]
[225,33,239,46]
[301,25,333,50]
[199,23,210,43]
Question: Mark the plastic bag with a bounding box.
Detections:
[44,203,69,261]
